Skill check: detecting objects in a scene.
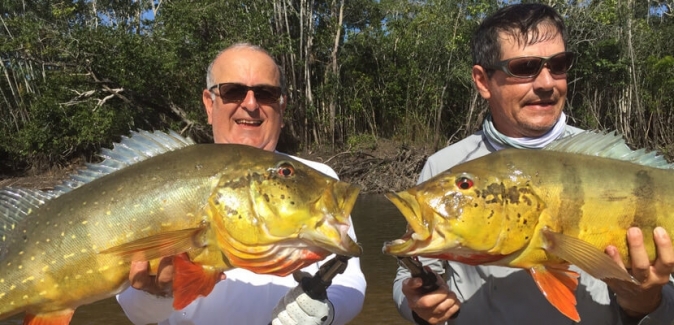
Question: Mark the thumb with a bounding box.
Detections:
[129,261,152,289]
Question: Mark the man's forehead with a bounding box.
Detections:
[213,49,280,85]
[497,25,562,54]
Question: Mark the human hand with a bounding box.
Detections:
[271,271,335,325]
[128,253,227,297]
[129,256,175,297]
[402,269,460,324]
[605,227,674,317]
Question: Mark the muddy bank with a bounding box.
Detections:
[298,141,430,193]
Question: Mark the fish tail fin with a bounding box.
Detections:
[528,265,580,322]
[172,253,222,310]
[24,309,74,325]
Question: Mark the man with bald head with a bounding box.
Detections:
[203,45,286,150]
[116,43,366,325]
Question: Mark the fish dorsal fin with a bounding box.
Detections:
[0,188,56,258]
[544,130,673,169]
[51,130,195,195]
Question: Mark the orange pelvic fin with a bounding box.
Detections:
[99,227,207,262]
[528,265,580,322]
[24,309,74,325]
[541,228,637,284]
[172,253,221,310]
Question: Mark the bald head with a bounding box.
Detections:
[206,43,285,94]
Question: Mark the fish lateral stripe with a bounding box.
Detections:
[558,157,584,234]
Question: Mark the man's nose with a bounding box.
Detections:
[533,65,556,90]
[241,90,259,110]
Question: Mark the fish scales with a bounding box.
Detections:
[0,131,361,324]
[0,145,247,313]
[383,131,674,322]
[455,148,674,264]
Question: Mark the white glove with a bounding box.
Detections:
[271,272,335,325]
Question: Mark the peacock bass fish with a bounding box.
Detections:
[383,131,674,322]
[0,130,361,325]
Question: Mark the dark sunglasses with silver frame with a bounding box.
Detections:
[486,51,575,79]
[209,83,283,105]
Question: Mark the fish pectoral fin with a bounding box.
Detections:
[172,253,222,310]
[25,309,75,325]
[541,229,637,284]
[528,265,580,322]
[100,227,206,262]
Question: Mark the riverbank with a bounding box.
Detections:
[297,138,431,193]
[0,138,432,193]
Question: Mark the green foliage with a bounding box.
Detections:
[347,133,378,151]
[1,0,674,174]
[644,55,674,113]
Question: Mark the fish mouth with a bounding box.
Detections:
[382,190,432,256]
[302,181,363,257]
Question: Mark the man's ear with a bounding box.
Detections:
[472,65,491,100]
[203,89,215,125]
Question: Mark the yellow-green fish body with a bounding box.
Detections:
[0,130,361,324]
[383,131,674,322]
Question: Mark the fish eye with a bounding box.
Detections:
[277,163,295,177]
[456,177,473,190]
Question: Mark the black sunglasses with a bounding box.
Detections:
[209,83,282,105]
[486,52,575,78]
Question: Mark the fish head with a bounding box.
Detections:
[208,152,361,275]
[383,164,545,265]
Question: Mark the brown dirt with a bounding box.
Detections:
[0,139,431,193]
[299,138,431,193]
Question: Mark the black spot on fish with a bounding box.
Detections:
[484,182,506,205]
[281,194,285,200]
[264,194,270,203]
[633,170,656,227]
[224,205,238,216]
[291,201,295,205]
[522,195,532,206]
[505,186,521,204]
